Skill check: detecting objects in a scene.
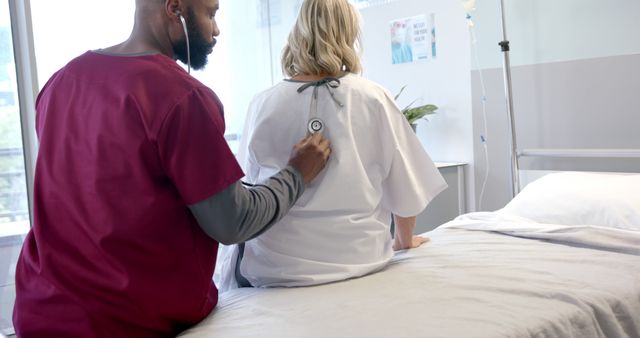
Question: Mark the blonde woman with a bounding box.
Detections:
[218,0,446,289]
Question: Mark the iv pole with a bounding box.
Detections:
[497,0,520,197]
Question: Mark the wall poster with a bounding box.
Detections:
[390,13,437,65]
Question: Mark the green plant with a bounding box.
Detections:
[394,85,438,125]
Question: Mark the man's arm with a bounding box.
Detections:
[190,133,331,244]
[189,166,303,244]
[392,215,429,250]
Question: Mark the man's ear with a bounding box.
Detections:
[165,0,182,20]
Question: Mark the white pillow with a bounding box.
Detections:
[498,172,640,230]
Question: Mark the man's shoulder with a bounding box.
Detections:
[71,51,221,116]
[68,51,193,85]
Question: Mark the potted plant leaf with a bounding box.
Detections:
[394,85,438,132]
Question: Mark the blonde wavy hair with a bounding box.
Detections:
[282,0,362,77]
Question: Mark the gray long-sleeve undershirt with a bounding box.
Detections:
[188,166,304,245]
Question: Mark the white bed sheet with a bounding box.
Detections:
[180,213,640,338]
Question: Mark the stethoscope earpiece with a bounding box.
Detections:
[174,10,191,73]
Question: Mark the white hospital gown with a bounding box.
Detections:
[217,73,446,289]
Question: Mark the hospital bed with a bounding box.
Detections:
[179,170,640,338]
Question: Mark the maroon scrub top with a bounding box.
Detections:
[13,51,243,337]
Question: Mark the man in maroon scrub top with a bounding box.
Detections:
[12,0,331,337]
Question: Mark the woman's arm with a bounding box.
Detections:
[392,215,429,250]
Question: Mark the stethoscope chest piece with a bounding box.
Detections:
[308,118,324,134]
[297,77,342,135]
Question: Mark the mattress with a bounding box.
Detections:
[180,215,640,337]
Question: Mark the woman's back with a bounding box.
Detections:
[230,73,446,287]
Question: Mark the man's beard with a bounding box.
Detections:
[173,9,215,70]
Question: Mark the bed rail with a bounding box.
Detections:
[515,148,640,190]
[519,148,640,159]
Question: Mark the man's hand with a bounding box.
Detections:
[288,133,331,185]
[393,235,429,251]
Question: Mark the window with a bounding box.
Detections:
[0,1,29,334]
[30,0,136,86]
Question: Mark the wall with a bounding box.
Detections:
[469,0,640,211]
[358,0,475,210]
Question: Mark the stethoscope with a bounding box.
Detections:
[296,77,344,134]
[175,10,191,73]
